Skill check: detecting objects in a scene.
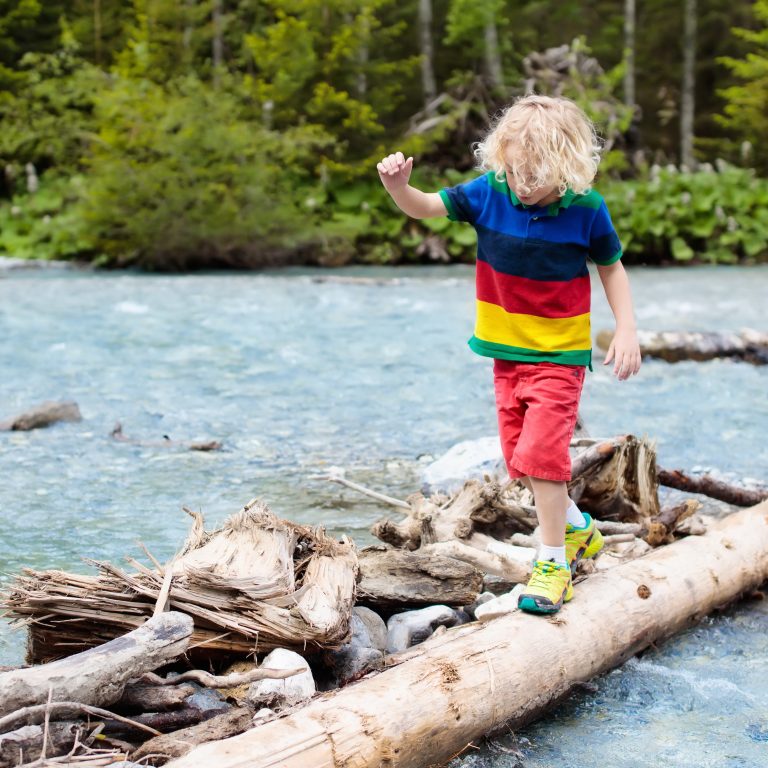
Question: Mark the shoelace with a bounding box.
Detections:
[528,560,564,589]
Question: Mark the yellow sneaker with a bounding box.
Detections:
[518,560,572,614]
[565,513,604,575]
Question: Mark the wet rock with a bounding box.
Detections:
[186,685,230,718]
[352,606,387,652]
[475,585,526,622]
[247,649,315,709]
[323,608,387,685]
[421,436,506,493]
[483,575,519,595]
[386,605,459,653]
[0,400,82,431]
[466,591,497,619]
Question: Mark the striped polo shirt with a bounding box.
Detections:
[439,172,622,368]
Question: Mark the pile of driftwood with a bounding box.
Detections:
[1,433,767,768]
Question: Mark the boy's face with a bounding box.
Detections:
[503,151,560,207]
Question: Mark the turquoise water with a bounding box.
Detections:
[1,263,767,765]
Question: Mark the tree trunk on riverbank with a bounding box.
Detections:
[164,501,768,768]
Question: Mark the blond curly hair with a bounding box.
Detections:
[473,94,602,196]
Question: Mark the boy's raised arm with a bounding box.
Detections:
[377,151,448,219]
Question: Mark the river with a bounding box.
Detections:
[1,263,766,766]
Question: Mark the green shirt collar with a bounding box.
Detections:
[507,184,577,216]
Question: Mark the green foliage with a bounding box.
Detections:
[0,175,91,260]
[601,163,768,264]
[77,74,322,269]
[0,20,102,182]
[717,0,768,172]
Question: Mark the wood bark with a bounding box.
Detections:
[132,707,253,765]
[0,612,193,718]
[114,684,196,715]
[680,0,697,168]
[644,499,701,546]
[164,501,768,768]
[356,547,483,609]
[569,435,660,522]
[0,721,86,767]
[658,468,768,506]
[597,328,768,364]
[418,0,436,107]
[0,401,82,431]
[623,0,636,108]
[483,14,503,89]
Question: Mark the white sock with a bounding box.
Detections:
[566,500,587,528]
[538,545,567,567]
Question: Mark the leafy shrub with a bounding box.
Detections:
[602,163,768,264]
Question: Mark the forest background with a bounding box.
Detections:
[0,0,767,271]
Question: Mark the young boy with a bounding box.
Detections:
[377,94,641,615]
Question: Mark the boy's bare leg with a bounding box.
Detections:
[528,477,569,547]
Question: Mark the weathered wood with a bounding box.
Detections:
[356,547,483,609]
[0,401,82,431]
[165,502,768,768]
[597,328,768,364]
[131,707,253,765]
[0,721,85,767]
[114,684,196,715]
[139,667,305,689]
[658,468,768,506]
[0,612,193,717]
[4,502,359,661]
[644,499,701,546]
[111,422,223,452]
[569,435,660,522]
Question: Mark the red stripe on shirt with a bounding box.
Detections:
[476,259,591,319]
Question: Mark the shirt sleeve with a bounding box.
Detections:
[589,199,623,265]
[438,174,490,225]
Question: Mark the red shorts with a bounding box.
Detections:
[493,360,585,482]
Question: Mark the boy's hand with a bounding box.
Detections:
[603,326,642,380]
[377,152,414,193]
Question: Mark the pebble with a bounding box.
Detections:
[386,605,459,653]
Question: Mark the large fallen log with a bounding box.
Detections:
[0,612,193,717]
[165,501,768,768]
[597,328,768,364]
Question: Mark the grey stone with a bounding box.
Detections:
[421,436,507,493]
[352,606,387,652]
[247,648,315,709]
[385,605,458,653]
[466,591,497,619]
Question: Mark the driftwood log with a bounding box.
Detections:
[0,721,87,767]
[111,422,223,452]
[165,501,768,768]
[568,435,660,522]
[597,328,768,364]
[4,500,359,662]
[132,707,254,765]
[0,400,82,431]
[0,612,193,717]
[356,547,483,609]
[658,468,768,507]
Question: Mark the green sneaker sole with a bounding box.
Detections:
[518,595,562,614]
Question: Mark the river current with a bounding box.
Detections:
[1,263,766,766]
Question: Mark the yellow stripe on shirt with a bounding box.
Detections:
[474,300,591,352]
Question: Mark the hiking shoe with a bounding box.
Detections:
[565,513,604,575]
[518,560,572,614]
